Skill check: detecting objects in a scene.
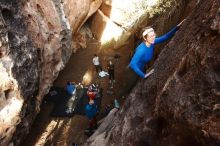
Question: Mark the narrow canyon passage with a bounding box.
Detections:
[1,0,219,146]
[20,38,134,146]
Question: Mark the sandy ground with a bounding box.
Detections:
[20,39,133,146]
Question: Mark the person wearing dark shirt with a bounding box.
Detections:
[107,60,115,84]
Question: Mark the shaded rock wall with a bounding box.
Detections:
[84,0,220,146]
[0,0,101,145]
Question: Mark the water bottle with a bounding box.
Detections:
[114,99,120,109]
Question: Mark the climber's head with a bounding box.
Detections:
[143,27,156,44]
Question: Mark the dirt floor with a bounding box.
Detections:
[20,38,134,146]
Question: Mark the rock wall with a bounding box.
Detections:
[0,1,40,145]
[84,0,220,145]
[0,0,101,145]
[63,0,102,51]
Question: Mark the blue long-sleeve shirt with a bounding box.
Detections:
[129,26,179,78]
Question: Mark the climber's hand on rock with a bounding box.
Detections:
[145,69,154,78]
[177,19,186,27]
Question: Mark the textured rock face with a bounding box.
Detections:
[0,1,39,145]
[63,0,102,34]
[22,0,71,102]
[63,0,102,50]
[0,0,101,145]
[84,0,220,146]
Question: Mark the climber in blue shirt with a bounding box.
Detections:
[129,19,185,78]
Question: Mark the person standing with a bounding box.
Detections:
[92,54,102,73]
[107,60,115,84]
[85,98,98,132]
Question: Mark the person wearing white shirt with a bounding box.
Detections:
[92,54,102,73]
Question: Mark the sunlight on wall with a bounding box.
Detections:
[35,120,64,146]
[147,0,159,6]
[100,0,125,46]
[82,70,93,85]
[100,0,159,46]
[100,20,123,46]
[0,60,23,133]
[0,60,12,87]
[0,97,23,124]
[0,72,9,85]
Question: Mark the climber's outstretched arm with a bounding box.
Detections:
[154,26,179,44]
[154,19,186,44]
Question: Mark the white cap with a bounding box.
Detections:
[142,28,154,38]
